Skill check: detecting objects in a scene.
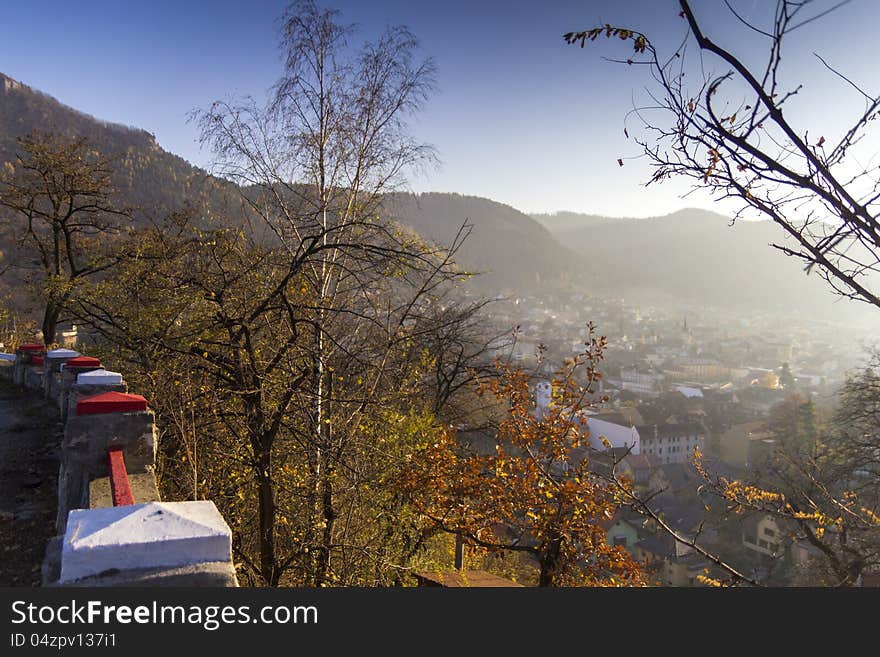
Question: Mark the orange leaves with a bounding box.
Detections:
[404,327,645,586]
[563,26,648,55]
[703,148,720,182]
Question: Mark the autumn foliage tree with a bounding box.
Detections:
[405,327,645,586]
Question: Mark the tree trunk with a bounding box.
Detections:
[255,447,279,586]
[538,538,563,587]
[314,370,335,586]
[41,302,60,346]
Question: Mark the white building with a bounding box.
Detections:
[583,415,641,454]
[534,381,640,454]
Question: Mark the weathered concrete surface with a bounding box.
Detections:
[55,410,156,532]
[41,535,63,585]
[43,537,238,587]
[24,367,44,391]
[55,561,239,587]
[0,360,13,381]
[63,410,156,471]
[44,350,79,399]
[89,472,161,508]
[0,380,60,586]
[59,501,233,583]
[56,365,102,416]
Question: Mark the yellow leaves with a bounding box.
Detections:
[723,479,785,507]
[399,332,647,586]
[862,507,880,526]
[633,35,647,53]
[696,574,723,587]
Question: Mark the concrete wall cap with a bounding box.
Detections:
[76,369,124,385]
[47,349,80,358]
[59,501,232,583]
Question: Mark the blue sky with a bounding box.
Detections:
[2,1,877,217]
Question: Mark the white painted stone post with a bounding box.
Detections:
[59,501,238,586]
[65,370,127,422]
[43,348,79,399]
[56,356,103,417]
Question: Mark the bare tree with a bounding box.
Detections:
[565,0,880,309]
[170,0,499,586]
[0,132,130,343]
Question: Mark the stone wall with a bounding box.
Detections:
[1,347,238,587]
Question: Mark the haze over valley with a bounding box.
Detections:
[1,0,878,593]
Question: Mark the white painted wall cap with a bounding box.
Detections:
[60,501,232,582]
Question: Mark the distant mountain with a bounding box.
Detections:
[531,211,620,232]
[386,193,585,292]
[533,208,877,326]
[3,70,873,321]
[0,72,577,294]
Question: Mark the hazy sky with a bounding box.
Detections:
[2,0,877,217]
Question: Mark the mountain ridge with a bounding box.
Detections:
[533,208,877,327]
[0,70,576,294]
[1,70,875,326]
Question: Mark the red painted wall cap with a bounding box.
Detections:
[19,344,44,352]
[65,356,102,368]
[107,447,135,506]
[77,391,148,416]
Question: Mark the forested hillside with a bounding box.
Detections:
[0,72,235,220]
[1,72,580,294]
